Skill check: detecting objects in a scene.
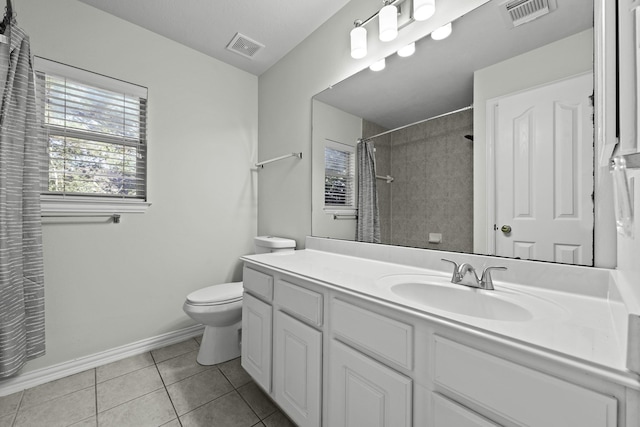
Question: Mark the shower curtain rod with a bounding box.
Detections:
[362,105,473,142]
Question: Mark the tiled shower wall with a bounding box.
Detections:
[363,109,474,252]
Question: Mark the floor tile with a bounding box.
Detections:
[97,365,164,412]
[0,413,15,427]
[180,390,259,427]
[96,352,155,383]
[237,381,277,419]
[166,367,233,416]
[160,419,181,427]
[70,416,97,426]
[251,423,266,427]
[194,335,203,345]
[0,390,22,417]
[218,357,251,388]
[21,370,95,409]
[151,339,199,364]
[14,387,95,427]
[97,389,176,427]
[156,350,211,385]
[262,411,296,427]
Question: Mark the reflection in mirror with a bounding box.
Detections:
[312,0,596,266]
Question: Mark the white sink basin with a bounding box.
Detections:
[376,274,564,322]
[391,282,532,321]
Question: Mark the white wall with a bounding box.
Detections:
[311,99,361,240]
[472,30,594,256]
[17,0,258,373]
[257,0,489,247]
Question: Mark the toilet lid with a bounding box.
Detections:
[186,282,243,305]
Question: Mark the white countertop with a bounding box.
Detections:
[242,248,640,388]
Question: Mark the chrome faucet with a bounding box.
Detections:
[441,259,507,290]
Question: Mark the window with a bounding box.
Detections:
[324,140,355,211]
[34,57,150,214]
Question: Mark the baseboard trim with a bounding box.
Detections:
[0,324,204,396]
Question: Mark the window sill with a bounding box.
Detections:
[324,208,357,216]
[41,195,152,215]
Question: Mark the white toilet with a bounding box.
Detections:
[183,236,296,365]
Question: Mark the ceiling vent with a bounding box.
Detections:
[500,0,557,28]
[226,33,265,59]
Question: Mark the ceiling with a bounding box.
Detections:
[78,0,351,76]
[315,0,593,130]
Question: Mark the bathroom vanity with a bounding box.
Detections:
[240,237,640,427]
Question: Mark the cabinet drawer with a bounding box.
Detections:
[275,279,323,327]
[432,393,499,427]
[433,336,617,427]
[332,299,413,370]
[243,266,273,301]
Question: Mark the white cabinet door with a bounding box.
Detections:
[274,310,322,427]
[432,393,500,427]
[241,292,272,392]
[328,340,412,427]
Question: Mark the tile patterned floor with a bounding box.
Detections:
[0,337,296,427]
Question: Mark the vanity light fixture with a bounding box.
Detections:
[431,22,452,40]
[369,58,386,71]
[397,42,416,57]
[413,0,435,21]
[351,0,439,60]
[379,0,398,42]
[350,20,367,59]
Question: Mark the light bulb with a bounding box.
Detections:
[379,3,398,42]
[350,25,367,59]
[413,0,435,21]
[431,22,452,40]
[369,58,386,71]
[397,42,415,57]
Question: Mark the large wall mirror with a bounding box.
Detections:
[311,0,611,266]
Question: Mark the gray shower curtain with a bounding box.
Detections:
[0,22,46,378]
[356,139,380,243]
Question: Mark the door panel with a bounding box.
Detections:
[493,73,594,265]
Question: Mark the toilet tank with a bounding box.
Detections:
[254,236,296,254]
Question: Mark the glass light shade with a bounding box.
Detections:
[350,26,367,59]
[413,0,435,21]
[369,58,386,71]
[379,4,398,42]
[431,22,452,40]
[397,42,415,57]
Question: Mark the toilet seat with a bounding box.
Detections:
[186,282,243,306]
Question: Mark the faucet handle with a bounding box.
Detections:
[480,266,507,290]
[441,258,462,283]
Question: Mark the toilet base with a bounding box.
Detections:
[197,320,242,365]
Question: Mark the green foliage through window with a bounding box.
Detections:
[35,62,148,199]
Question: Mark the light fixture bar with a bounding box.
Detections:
[357,0,404,29]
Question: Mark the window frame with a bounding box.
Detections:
[34,57,151,215]
[323,139,357,215]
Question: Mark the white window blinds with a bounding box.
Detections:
[34,57,148,200]
[324,142,355,208]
